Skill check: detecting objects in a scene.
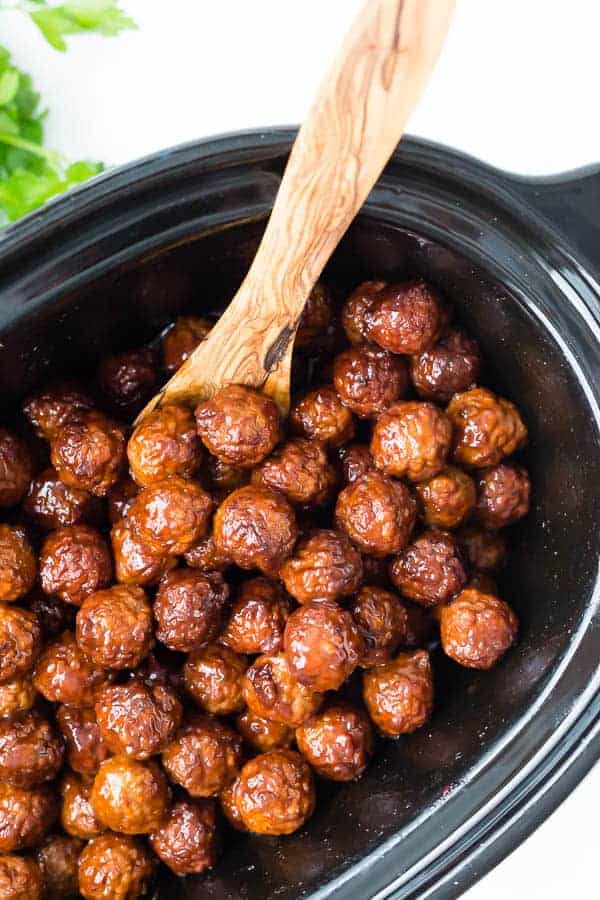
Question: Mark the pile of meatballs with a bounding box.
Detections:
[0,277,530,899]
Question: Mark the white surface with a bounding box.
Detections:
[2,1,598,898]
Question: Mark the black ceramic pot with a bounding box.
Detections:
[0,130,598,900]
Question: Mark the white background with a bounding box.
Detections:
[2,1,599,897]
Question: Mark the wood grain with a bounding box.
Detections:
[137,0,455,423]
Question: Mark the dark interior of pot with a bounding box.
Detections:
[1,214,598,899]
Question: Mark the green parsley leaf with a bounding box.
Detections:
[29,1,136,52]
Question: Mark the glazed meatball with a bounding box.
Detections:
[341,280,387,344]
[475,462,531,529]
[90,756,168,834]
[351,586,409,667]
[284,601,363,692]
[363,649,434,736]
[183,534,231,572]
[390,529,468,606]
[213,485,297,576]
[76,585,154,670]
[415,465,476,529]
[0,526,36,602]
[153,568,228,653]
[162,716,242,798]
[251,437,336,508]
[333,344,409,419]
[23,469,101,531]
[162,315,213,374]
[50,410,126,497]
[235,709,294,752]
[127,405,202,487]
[0,429,33,507]
[440,584,518,669]
[22,381,94,442]
[36,834,82,899]
[0,783,57,852]
[39,525,112,606]
[0,603,42,682]
[149,797,219,875]
[219,778,247,832]
[296,704,374,781]
[410,326,482,402]
[220,577,292,655]
[0,712,64,788]
[95,679,182,760]
[96,347,158,414]
[56,705,109,776]
[78,834,154,900]
[0,854,43,900]
[371,401,452,482]
[447,387,527,468]
[127,475,213,555]
[0,674,36,718]
[107,478,139,524]
[184,645,247,715]
[33,631,108,706]
[364,280,446,354]
[111,521,175,587]
[195,385,281,468]
[236,750,315,835]
[60,773,104,839]
[280,529,363,604]
[242,653,323,727]
[290,385,355,448]
[458,525,507,572]
[295,283,332,347]
[336,471,416,557]
[338,443,374,485]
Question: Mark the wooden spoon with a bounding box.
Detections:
[137,0,455,423]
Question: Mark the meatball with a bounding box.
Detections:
[162,315,213,374]
[390,529,468,606]
[56,706,109,776]
[351,586,409,667]
[60,773,104,839]
[338,443,374,485]
[33,631,108,706]
[183,534,231,572]
[0,712,63,788]
[39,525,112,606]
[50,410,126,497]
[111,521,175,587]
[447,387,528,468]
[415,465,476,529]
[284,601,363,692]
[78,834,154,900]
[236,750,315,835]
[22,381,94,442]
[36,834,82,899]
[242,653,323,727]
[475,462,531,529]
[296,704,374,781]
[235,709,294,752]
[363,649,434,736]
[127,405,202,487]
[0,429,33,507]
[440,584,518,669]
[410,326,482,402]
[0,783,57,852]
[204,455,249,494]
[149,797,219,875]
[0,674,36,718]
[251,438,336,508]
[107,478,139,524]
[220,577,292,655]
[127,475,213,556]
[371,401,452,482]
[95,679,182,760]
[0,526,36,602]
[0,603,42,682]
[154,568,228,653]
[280,529,363,604]
[290,385,355,448]
[184,645,246,715]
[76,585,154,670]
[96,347,158,415]
[295,283,332,347]
[23,469,101,531]
[90,756,169,835]
[213,485,297,576]
[195,385,281,468]
[458,525,507,572]
[364,280,446,354]
[341,280,387,344]
[0,855,43,900]
[162,716,242,798]
[219,778,247,832]
[333,344,409,419]
[336,471,416,557]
